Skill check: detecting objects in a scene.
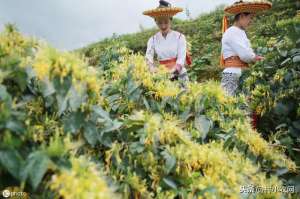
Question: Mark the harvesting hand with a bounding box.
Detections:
[149,66,157,73]
[175,64,182,73]
[255,55,264,61]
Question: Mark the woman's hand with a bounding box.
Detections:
[175,64,182,73]
[255,55,264,62]
[149,66,157,73]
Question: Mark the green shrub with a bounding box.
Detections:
[0,24,298,198]
[240,16,300,188]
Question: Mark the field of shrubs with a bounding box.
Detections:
[0,0,299,198]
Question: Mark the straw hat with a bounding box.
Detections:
[224,0,272,15]
[143,0,183,18]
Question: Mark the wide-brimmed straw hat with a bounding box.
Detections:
[224,0,272,15]
[143,0,183,18]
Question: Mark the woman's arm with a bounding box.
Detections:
[145,37,156,72]
[176,34,187,72]
[228,33,256,63]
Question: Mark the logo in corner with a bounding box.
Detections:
[2,190,10,198]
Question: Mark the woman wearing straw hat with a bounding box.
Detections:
[220,0,272,129]
[220,0,272,96]
[143,0,191,85]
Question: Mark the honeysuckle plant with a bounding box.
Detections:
[0,17,299,199]
[240,16,300,189]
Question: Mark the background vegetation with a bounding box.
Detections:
[79,0,297,81]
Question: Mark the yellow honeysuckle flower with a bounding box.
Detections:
[50,156,119,199]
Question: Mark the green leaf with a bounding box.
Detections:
[98,133,113,148]
[69,85,87,111]
[142,97,150,110]
[280,58,291,66]
[223,135,235,150]
[161,150,176,175]
[53,76,72,115]
[195,97,205,115]
[21,151,50,190]
[111,103,120,112]
[129,142,145,153]
[83,122,98,147]
[128,88,142,102]
[40,78,55,97]
[107,94,120,106]
[293,55,300,63]
[278,49,288,57]
[276,167,289,176]
[0,85,12,103]
[280,136,293,146]
[56,94,68,116]
[5,120,24,134]
[102,120,122,133]
[53,75,72,97]
[0,69,11,84]
[25,66,36,80]
[127,80,140,95]
[12,70,28,92]
[63,111,85,134]
[162,177,177,190]
[287,175,300,192]
[180,106,192,122]
[0,149,24,180]
[195,115,211,139]
[44,95,55,108]
[261,47,268,54]
[92,105,112,122]
[292,120,300,130]
[274,103,290,116]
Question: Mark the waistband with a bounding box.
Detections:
[223,56,249,68]
[159,58,177,70]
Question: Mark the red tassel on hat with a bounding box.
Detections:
[220,16,229,67]
[222,15,229,33]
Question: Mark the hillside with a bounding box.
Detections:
[79,0,297,81]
